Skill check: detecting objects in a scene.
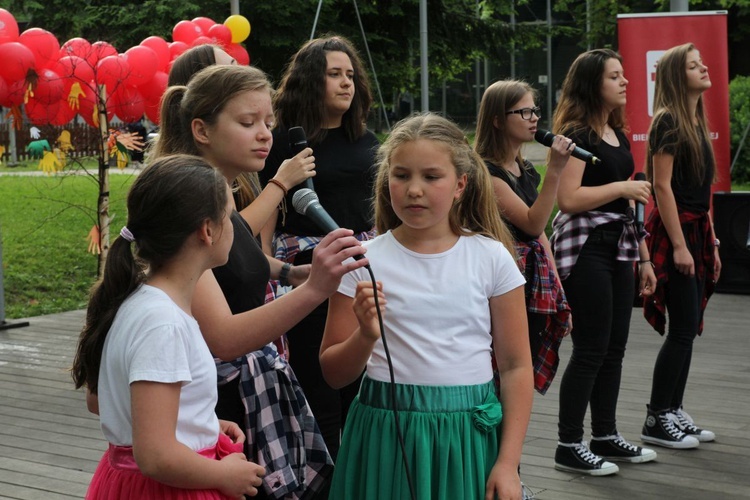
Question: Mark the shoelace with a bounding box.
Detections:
[675,408,694,424]
[612,434,639,453]
[574,442,601,465]
[670,411,701,433]
[659,413,687,439]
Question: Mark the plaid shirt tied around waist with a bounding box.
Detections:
[643,208,716,336]
[216,345,333,499]
[516,239,571,394]
[549,210,646,281]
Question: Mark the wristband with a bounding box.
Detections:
[713,238,721,248]
[279,263,292,286]
[638,260,655,268]
[268,178,288,197]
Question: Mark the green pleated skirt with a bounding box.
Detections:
[330,376,503,500]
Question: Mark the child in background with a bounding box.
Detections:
[320,113,533,500]
[72,154,265,499]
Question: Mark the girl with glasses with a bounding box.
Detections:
[475,80,572,397]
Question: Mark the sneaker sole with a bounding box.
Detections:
[640,434,700,449]
[554,462,619,476]
[599,450,657,463]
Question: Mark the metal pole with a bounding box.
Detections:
[586,0,591,51]
[352,0,391,130]
[510,3,516,79]
[546,0,553,127]
[311,0,324,40]
[420,0,429,111]
[670,0,689,11]
[230,0,239,15]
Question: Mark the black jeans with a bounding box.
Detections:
[648,254,704,412]
[557,225,635,442]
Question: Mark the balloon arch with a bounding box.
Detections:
[0,9,252,127]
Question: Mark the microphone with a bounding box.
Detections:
[534,129,602,165]
[634,172,647,229]
[292,188,365,260]
[288,126,314,191]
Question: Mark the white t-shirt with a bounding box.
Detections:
[338,231,525,385]
[98,285,220,451]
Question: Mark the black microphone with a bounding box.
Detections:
[288,126,315,191]
[292,188,365,260]
[534,129,602,165]
[634,172,646,229]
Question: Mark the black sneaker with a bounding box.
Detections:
[641,404,700,449]
[670,407,715,442]
[554,441,619,476]
[590,433,657,463]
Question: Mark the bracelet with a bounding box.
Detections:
[268,178,288,197]
[638,260,655,268]
[279,262,292,286]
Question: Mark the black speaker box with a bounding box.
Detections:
[713,191,750,294]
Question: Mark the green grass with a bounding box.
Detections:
[0,172,135,319]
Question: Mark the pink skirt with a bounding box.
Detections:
[86,433,243,499]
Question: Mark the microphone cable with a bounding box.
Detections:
[364,263,417,500]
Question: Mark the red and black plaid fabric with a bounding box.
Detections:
[516,239,571,395]
[643,208,716,335]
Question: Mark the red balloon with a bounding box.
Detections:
[172,20,203,45]
[138,70,167,102]
[191,35,213,48]
[26,97,60,125]
[144,99,160,125]
[19,28,60,70]
[0,8,19,44]
[207,24,232,47]
[192,17,217,33]
[0,42,36,82]
[96,54,130,94]
[141,36,170,72]
[87,41,118,68]
[60,37,92,58]
[225,43,250,66]
[124,45,158,86]
[51,100,77,126]
[53,55,96,100]
[33,68,64,104]
[111,85,145,123]
[168,41,189,61]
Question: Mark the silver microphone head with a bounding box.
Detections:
[292,188,318,216]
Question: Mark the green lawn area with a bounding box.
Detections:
[0,172,135,319]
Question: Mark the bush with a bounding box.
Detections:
[730,75,750,184]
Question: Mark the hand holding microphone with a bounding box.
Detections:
[634,172,647,229]
[534,129,602,165]
[272,126,316,193]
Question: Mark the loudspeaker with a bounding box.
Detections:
[713,191,750,294]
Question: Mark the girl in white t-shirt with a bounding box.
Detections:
[320,113,534,500]
[71,155,265,499]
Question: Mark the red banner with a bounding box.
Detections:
[617,11,730,192]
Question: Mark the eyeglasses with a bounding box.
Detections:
[505,106,541,120]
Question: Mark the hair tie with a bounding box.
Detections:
[120,226,135,242]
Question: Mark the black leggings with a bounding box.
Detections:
[648,262,703,412]
[557,226,635,442]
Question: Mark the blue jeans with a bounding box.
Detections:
[557,225,635,442]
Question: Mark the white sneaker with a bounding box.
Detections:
[671,408,715,442]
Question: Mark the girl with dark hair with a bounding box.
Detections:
[550,49,658,475]
[321,113,532,500]
[259,35,380,461]
[153,64,369,499]
[475,79,572,395]
[72,155,266,499]
[640,43,719,448]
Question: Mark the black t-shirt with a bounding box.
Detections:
[260,127,380,235]
[567,127,634,215]
[212,211,269,315]
[649,113,713,212]
[486,159,540,242]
